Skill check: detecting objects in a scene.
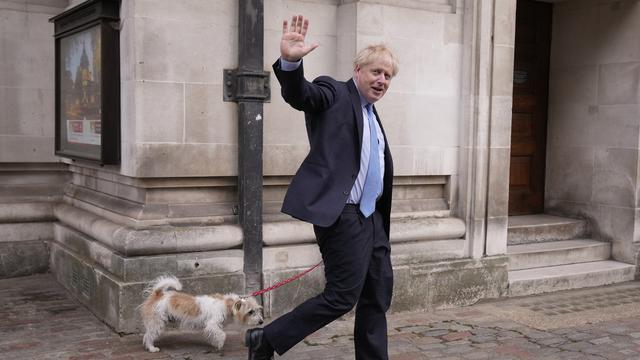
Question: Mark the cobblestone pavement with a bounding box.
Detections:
[2,274,640,360]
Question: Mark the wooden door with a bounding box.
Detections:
[509,0,552,215]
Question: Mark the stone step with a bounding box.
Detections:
[507,239,610,271]
[508,214,588,245]
[508,260,636,297]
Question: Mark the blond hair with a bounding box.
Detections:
[353,44,399,77]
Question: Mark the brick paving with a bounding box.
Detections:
[2,274,640,359]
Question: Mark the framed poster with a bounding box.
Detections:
[51,0,120,164]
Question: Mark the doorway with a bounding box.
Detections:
[509,0,552,215]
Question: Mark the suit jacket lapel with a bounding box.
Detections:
[347,79,364,153]
[372,104,393,168]
[372,105,387,143]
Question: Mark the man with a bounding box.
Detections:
[246,15,398,360]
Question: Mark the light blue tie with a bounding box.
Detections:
[360,104,381,218]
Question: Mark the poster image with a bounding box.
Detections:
[60,25,102,146]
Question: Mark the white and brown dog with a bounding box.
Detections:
[139,275,263,352]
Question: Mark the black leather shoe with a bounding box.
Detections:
[245,328,274,360]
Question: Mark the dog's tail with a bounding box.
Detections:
[143,275,182,297]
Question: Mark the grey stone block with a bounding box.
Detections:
[263,267,326,318]
[598,62,640,105]
[427,257,508,308]
[0,240,49,278]
[0,222,52,242]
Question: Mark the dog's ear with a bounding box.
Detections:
[233,299,243,313]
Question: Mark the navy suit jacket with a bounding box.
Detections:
[273,59,394,237]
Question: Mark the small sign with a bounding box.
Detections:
[514,70,528,85]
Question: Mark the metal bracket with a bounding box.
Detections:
[223,69,270,102]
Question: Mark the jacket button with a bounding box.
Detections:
[343,190,349,195]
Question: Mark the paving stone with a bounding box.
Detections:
[415,342,447,351]
[565,331,594,341]
[421,329,450,337]
[469,335,497,343]
[470,328,498,336]
[413,336,442,345]
[442,331,473,342]
[442,344,474,354]
[606,326,635,335]
[619,348,638,355]
[589,336,614,345]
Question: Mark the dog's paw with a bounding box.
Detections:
[147,346,160,353]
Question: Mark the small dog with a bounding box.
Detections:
[139,275,263,352]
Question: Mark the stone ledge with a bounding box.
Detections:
[0,163,68,172]
[263,255,508,318]
[393,216,465,242]
[63,173,450,227]
[0,222,52,242]
[64,186,236,229]
[55,202,465,257]
[342,0,456,14]
[0,202,55,223]
[54,203,243,256]
[264,216,466,246]
[53,222,244,282]
[262,239,467,272]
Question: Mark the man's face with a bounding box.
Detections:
[354,59,394,104]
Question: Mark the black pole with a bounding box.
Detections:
[236,0,266,296]
[239,100,263,296]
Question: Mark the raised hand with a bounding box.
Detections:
[280,15,319,62]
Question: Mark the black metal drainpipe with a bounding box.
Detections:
[224,0,270,297]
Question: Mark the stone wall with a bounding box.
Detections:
[263,0,463,178]
[119,0,239,178]
[0,0,69,278]
[545,0,640,264]
[0,0,66,160]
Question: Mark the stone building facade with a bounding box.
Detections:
[1,0,638,333]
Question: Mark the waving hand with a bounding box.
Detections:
[280,15,319,62]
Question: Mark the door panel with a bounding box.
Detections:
[509,0,552,215]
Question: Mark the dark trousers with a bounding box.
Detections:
[264,205,394,359]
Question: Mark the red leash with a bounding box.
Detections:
[250,261,323,297]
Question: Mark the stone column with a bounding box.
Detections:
[457,0,513,260]
[485,0,516,256]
